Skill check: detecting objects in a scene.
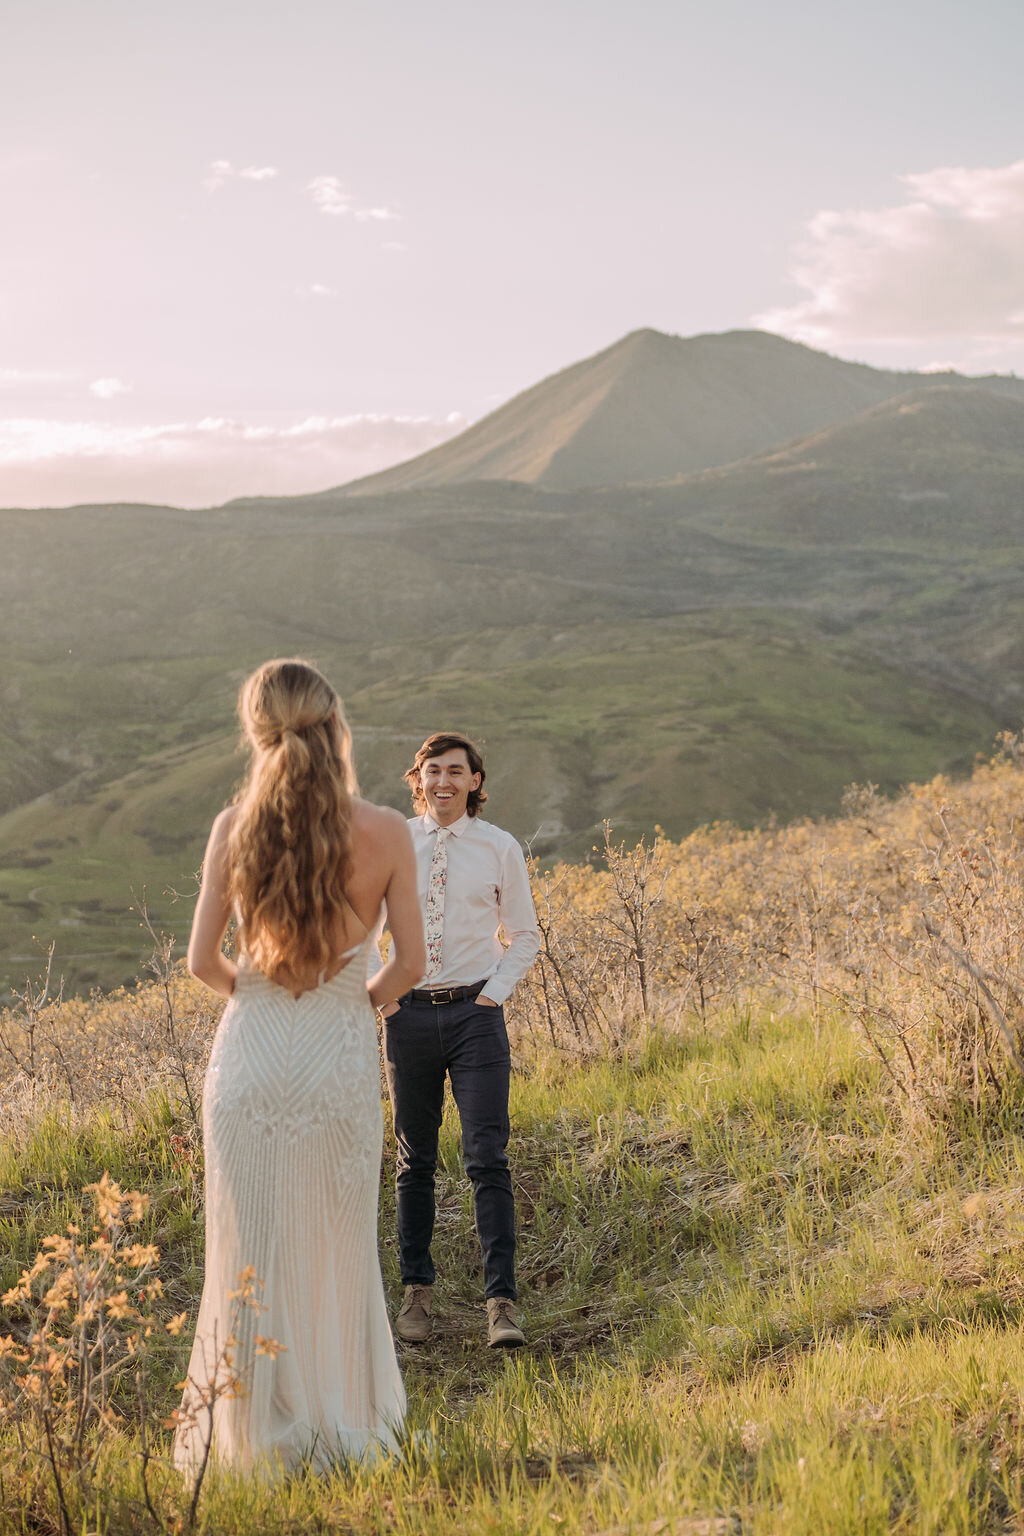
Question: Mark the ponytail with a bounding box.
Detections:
[228,659,357,986]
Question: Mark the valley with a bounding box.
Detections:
[2,329,1022,993]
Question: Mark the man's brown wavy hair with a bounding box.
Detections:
[229,658,358,987]
[403,732,487,818]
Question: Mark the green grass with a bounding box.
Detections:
[4,441,1023,996]
[0,608,1001,996]
[4,1009,1024,1532]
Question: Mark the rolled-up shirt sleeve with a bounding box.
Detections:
[484,840,540,1005]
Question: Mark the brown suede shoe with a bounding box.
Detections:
[486,1296,525,1348]
[395,1284,433,1343]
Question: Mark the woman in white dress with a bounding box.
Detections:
[173,658,425,1476]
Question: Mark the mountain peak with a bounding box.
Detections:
[335,329,1022,497]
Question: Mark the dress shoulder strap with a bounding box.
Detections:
[337,889,371,951]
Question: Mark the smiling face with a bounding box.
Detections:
[419,747,482,827]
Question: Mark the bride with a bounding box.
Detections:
[172,658,425,1475]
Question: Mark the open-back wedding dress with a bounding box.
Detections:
[173,933,405,1475]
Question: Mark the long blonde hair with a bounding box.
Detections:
[229,658,358,985]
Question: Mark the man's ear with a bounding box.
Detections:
[470,772,482,792]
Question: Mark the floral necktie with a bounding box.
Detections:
[424,827,451,979]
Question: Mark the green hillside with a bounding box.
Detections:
[1,608,1001,993]
[2,332,1024,994]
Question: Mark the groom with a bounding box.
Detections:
[378,731,539,1348]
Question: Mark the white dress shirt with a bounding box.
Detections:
[379,812,540,1006]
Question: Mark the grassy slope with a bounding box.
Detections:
[3,1008,1024,1532]
[339,328,1022,495]
[0,610,1001,994]
[3,385,1024,993]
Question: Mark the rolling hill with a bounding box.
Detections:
[336,328,1024,495]
[2,328,1024,994]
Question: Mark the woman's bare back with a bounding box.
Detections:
[269,798,409,996]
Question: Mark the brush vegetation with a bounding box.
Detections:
[3,750,1024,1531]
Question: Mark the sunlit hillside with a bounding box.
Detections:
[338,327,1024,495]
[2,331,1024,993]
[4,752,1024,1533]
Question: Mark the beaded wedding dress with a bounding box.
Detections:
[173,935,405,1475]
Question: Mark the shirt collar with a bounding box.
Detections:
[422,811,470,838]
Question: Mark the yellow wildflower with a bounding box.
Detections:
[126,1191,149,1222]
[85,1171,125,1227]
[43,1350,66,1381]
[254,1335,287,1359]
[123,1243,160,1268]
[105,1291,136,1322]
[43,1273,75,1312]
[165,1312,188,1337]
[228,1266,261,1302]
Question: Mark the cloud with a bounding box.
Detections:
[203,159,279,191]
[306,176,400,223]
[307,175,352,216]
[754,158,1024,358]
[89,377,133,399]
[203,158,234,191]
[205,164,397,222]
[0,411,469,508]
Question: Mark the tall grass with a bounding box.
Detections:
[2,754,1024,1529]
[519,739,1024,1121]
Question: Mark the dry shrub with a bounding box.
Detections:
[0,1173,171,1531]
[6,747,1024,1128]
[0,1173,277,1533]
[509,739,1024,1122]
[0,957,219,1133]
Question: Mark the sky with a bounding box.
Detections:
[2,0,1023,508]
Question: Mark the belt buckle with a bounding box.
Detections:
[430,988,453,1005]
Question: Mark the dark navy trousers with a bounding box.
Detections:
[383,995,516,1300]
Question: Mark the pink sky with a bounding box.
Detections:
[3,0,1022,507]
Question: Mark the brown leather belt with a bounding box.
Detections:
[400,981,486,1006]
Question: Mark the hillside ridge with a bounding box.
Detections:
[334,328,1024,496]
[3,330,1024,993]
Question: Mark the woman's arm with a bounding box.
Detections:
[367,814,425,1010]
[187,808,238,999]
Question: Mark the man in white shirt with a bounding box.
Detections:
[378,731,540,1349]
